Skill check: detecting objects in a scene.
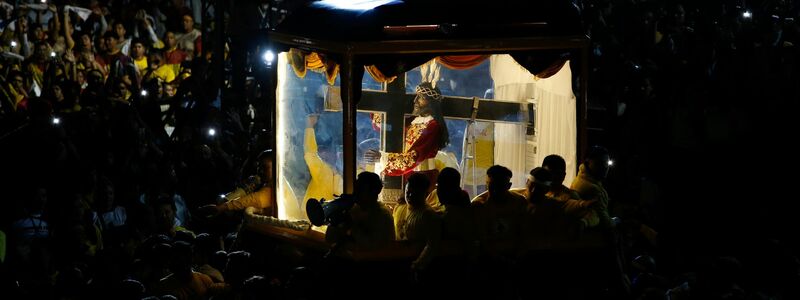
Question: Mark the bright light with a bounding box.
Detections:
[140,90,148,97]
[742,11,752,19]
[608,159,614,167]
[262,50,275,65]
[207,128,216,136]
[52,117,60,125]
[10,41,17,48]
[276,52,287,220]
[50,51,56,58]
[219,194,226,199]
[40,0,46,3]
[317,0,397,10]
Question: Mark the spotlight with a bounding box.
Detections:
[50,51,56,58]
[742,11,752,19]
[262,50,275,65]
[608,159,614,167]
[207,128,216,137]
[10,41,17,48]
[140,90,148,97]
[52,117,60,125]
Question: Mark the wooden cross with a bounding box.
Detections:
[357,73,530,191]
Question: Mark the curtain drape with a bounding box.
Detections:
[436,55,490,70]
[365,55,489,83]
[490,55,533,188]
[288,48,563,86]
[489,55,576,187]
[365,65,396,83]
[532,60,577,185]
[288,48,340,85]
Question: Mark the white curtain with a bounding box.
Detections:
[490,55,577,187]
[533,62,577,185]
[491,55,532,188]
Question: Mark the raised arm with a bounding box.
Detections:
[63,9,75,50]
[47,5,61,40]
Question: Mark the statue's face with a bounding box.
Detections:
[412,93,432,116]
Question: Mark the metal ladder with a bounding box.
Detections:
[460,96,480,197]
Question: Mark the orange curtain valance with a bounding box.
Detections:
[288,50,562,84]
[364,65,396,84]
[288,48,340,85]
[365,55,489,83]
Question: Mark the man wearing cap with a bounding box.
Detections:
[365,82,449,194]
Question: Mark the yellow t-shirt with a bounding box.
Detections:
[152,64,176,83]
[134,57,148,74]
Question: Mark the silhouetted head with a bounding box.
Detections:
[405,173,430,207]
[542,154,567,185]
[355,171,382,205]
[527,167,553,204]
[437,167,464,205]
[486,165,513,197]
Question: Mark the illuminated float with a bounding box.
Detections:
[244,0,591,260]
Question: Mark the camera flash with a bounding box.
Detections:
[208,128,216,136]
[52,117,60,125]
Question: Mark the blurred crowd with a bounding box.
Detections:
[584,0,800,299]
[0,0,275,299]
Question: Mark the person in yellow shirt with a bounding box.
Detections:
[131,39,149,75]
[303,114,343,204]
[145,52,176,83]
[570,146,613,229]
[200,150,275,216]
[393,173,441,272]
[154,241,229,299]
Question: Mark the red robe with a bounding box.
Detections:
[381,116,444,195]
[383,116,443,176]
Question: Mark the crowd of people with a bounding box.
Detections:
[583,0,799,299]
[0,0,274,299]
[0,0,798,299]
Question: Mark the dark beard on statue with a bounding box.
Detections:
[412,105,432,117]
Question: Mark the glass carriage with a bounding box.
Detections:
[248,1,590,255]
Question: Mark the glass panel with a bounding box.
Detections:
[361,71,385,92]
[357,111,384,175]
[388,57,532,199]
[401,116,495,199]
[405,59,494,99]
[277,54,386,223]
[277,54,343,221]
[438,118,494,199]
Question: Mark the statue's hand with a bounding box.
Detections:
[364,149,381,163]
